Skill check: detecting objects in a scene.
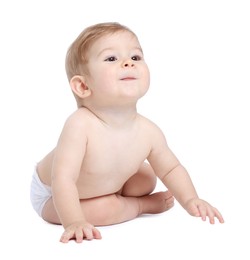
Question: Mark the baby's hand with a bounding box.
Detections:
[185,198,224,224]
[60,221,102,243]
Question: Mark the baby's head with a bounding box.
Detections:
[65,22,137,81]
[65,22,148,108]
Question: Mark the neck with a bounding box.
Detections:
[82,102,138,128]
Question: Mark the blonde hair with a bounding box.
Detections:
[65,22,136,81]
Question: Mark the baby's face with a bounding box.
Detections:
[84,31,150,105]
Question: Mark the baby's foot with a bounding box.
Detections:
[138,190,174,215]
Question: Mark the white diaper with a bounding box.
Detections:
[30,167,52,217]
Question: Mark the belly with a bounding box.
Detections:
[76,168,137,199]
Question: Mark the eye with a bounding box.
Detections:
[104,56,117,62]
[131,55,142,61]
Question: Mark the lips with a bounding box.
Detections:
[121,77,136,80]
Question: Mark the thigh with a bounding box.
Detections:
[121,162,157,197]
[42,198,61,224]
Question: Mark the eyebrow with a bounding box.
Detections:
[97,46,143,58]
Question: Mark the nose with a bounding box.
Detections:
[122,58,134,68]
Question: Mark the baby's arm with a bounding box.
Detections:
[160,164,224,223]
[52,111,101,242]
[147,125,224,224]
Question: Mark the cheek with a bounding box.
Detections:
[99,69,117,87]
[94,66,114,81]
[142,67,150,86]
[90,69,115,93]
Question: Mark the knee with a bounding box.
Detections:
[140,169,157,195]
[122,162,157,197]
[91,194,124,225]
[142,164,157,189]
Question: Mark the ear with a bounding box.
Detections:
[70,75,91,98]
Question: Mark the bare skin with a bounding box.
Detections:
[37,110,175,243]
[34,27,224,243]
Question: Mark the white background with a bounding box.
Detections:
[0,0,249,259]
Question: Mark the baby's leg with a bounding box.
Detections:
[79,162,174,225]
[120,162,157,196]
[116,162,175,221]
[80,191,174,226]
[42,192,173,226]
[41,162,174,226]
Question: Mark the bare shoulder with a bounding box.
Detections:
[65,107,95,126]
[137,114,170,159]
[61,107,100,136]
[139,115,179,177]
[57,107,98,145]
[137,114,166,139]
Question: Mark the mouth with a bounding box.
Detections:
[120,77,136,81]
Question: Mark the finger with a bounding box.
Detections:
[187,203,200,217]
[93,227,102,239]
[83,227,94,240]
[60,230,74,243]
[197,204,207,221]
[75,228,84,243]
[206,207,216,224]
[213,208,225,223]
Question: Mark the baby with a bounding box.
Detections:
[30,22,224,243]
